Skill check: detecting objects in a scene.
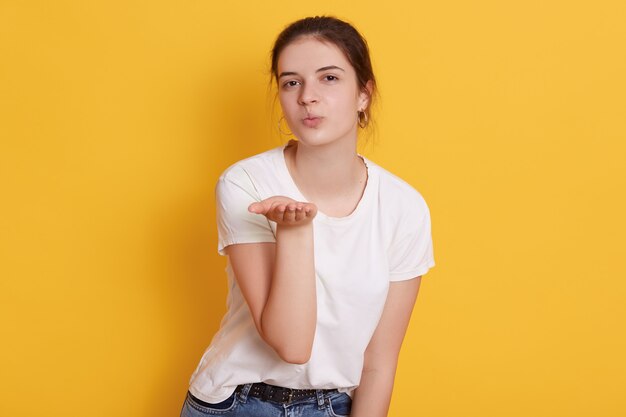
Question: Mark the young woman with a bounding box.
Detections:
[181,16,435,417]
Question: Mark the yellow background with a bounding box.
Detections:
[1,1,625,416]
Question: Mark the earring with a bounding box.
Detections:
[357,109,368,129]
[278,116,293,136]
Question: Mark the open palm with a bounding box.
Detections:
[248,196,317,226]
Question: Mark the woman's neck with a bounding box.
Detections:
[284,138,367,203]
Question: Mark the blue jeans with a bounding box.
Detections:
[180,383,352,416]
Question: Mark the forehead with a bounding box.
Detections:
[278,37,352,73]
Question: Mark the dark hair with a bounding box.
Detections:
[270,16,377,129]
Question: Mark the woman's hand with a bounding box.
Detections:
[249,196,317,227]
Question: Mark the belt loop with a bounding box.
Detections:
[315,389,325,409]
[238,383,253,403]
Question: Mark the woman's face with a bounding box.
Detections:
[277,36,369,147]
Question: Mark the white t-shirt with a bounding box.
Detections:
[188,143,435,403]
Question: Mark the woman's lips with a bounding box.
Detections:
[302,116,323,128]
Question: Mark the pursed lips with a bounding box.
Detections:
[302,115,323,127]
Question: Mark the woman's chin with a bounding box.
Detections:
[291,130,354,148]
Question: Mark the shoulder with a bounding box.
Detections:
[366,159,430,218]
[219,147,280,181]
[216,146,282,192]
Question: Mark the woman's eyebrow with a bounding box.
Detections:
[278,65,345,79]
[316,65,345,73]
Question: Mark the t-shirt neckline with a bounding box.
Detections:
[274,142,374,223]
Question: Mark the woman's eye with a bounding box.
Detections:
[283,80,300,88]
[324,75,338,81]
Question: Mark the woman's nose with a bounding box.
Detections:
[298,83,319,105]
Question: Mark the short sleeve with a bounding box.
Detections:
[388,194,436,281]
[215,168,276,256]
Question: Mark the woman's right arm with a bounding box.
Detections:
[225,200,317,364]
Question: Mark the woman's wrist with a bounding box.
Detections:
[276,221,314,239]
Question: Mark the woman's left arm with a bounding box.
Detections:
[350,276,422,417]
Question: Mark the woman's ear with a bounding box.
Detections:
[358,80,374,110]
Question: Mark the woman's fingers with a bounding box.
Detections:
[271,203,286,222]
[304,203,317,218]
[283,204,297,222]
[294,205,305,222]
[248,202,264,214]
